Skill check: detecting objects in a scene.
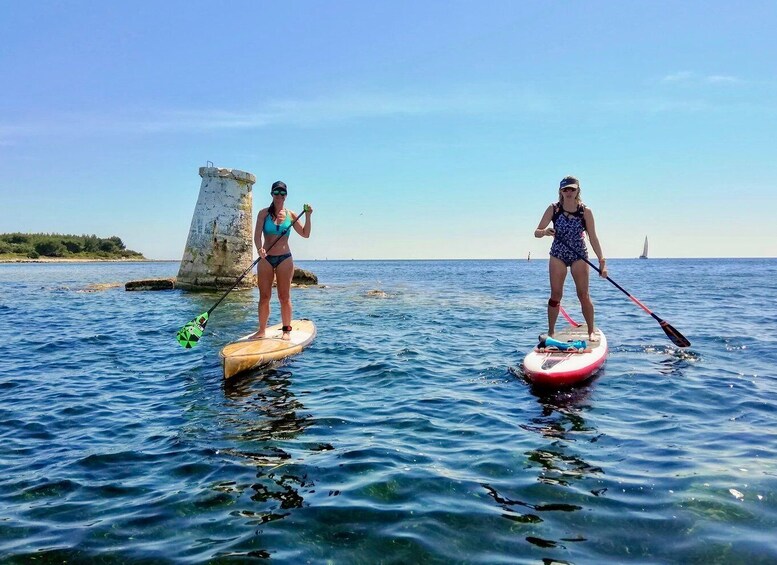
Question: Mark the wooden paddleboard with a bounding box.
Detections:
[219,319,316,379]
[522,326,608,387]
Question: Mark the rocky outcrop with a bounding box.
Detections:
[249,267,319,287]
[124,268,317,291]
[365,289,389,298]
[125,278,176,291]
[80,283,123,292]
[292,268,318,285]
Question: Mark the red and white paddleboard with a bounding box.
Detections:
[522,326,608,387]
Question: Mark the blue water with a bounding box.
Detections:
[1,258,776,563]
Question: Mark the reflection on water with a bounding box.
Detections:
[223,368,312,442]
[656,348,700,375]
[522,383,596,438]
[4,260,776,562]
[483,483,581,516]
[526,447,603,488]
[486,377,604,553]
[527,383,604,484]
[219,368,315,541]
[614,344,701,376]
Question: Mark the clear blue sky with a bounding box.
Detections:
[1,1,775,259]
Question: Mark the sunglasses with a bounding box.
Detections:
[271,189,287,196]
[560,187,577,192]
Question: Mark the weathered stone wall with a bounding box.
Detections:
[176,167,256,290]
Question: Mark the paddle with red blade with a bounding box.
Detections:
[555,238,691,347]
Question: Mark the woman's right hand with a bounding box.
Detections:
[259,247,267,258]
[543,227,555,237]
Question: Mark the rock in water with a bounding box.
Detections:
[125,278,176,291]
[292,268,318,285]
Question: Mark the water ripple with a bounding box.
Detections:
[1,260,777,562]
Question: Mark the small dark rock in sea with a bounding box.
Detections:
[365,289,389,298]
[125,278,176,291]
[80,283,123,293]
[292,268,318,285]
[250,268,319,287]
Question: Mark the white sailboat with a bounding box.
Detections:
[639,236,648,259]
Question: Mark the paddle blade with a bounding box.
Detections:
[660,320,691,348]
[177,312,209,349]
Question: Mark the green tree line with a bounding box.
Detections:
[0,233,145,259]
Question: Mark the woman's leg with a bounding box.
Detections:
[570,259,595,339]
[548,257,567,336]
[255,259,274,337]
[274,257,294,340]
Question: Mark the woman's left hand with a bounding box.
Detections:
[303,203,313,215]
[599,260,608,278]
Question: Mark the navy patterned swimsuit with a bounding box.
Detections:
[549,203,588,267]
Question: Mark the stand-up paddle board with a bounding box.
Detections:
[219,319,316,379]
[522,326,607,387]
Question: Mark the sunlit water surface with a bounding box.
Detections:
[1,258,776,563]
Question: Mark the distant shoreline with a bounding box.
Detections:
[0,257,158,264]
[2,257,774,265]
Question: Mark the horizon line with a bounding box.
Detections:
[143,256,777,262]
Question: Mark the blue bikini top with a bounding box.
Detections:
[263,209,293,236]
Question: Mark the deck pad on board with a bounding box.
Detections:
[219,319,316,379]
[522,326,608,387]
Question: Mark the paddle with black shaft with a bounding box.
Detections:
[176,205,309,349]
[555,237,691,347]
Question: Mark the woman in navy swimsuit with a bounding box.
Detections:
[253,181,313,340]
[534,176,607,341]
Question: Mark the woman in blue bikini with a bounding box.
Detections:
[534,175,607,341]
[253,180,313,340]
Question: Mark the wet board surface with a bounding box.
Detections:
[219,319,316,379]
[522,326,608,387]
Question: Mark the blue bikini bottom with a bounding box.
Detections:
[264,253,292,269]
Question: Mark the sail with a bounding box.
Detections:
[639,236,648,259]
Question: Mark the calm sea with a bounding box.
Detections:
[1,258,776,564]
